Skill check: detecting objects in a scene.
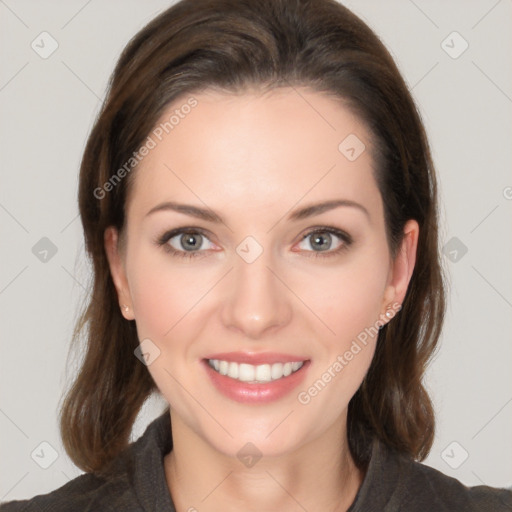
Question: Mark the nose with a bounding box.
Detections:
[220,249,292,340]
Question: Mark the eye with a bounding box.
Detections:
[296,227,352,258]
[156,228,216,259]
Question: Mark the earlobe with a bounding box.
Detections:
[104,226,135,320]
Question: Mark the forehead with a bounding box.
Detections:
[127,87,381,222]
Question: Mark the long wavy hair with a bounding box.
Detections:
[59,0,446,476]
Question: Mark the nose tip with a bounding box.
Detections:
[220,257,292,339]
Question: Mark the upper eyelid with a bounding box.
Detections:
[162,227,216,244]
[300,225,351,238]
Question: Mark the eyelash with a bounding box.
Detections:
[154,226,353,260]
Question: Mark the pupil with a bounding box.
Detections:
[182,233,200,250]
[312,232,331,251]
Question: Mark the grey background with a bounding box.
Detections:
[1,0,511,501]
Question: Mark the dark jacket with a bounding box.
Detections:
[1,407,510,511]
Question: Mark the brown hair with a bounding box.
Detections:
[59,0,446,475]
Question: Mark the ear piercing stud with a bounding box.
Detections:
[122,304,129,313]
[385,304,397,318]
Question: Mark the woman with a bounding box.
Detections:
[1,0,510,510]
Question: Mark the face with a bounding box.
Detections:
[105,87,418,460]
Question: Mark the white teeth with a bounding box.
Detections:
[255,364,272,382]
[271,362,283,380]
[238,363,255,382]
[208,359,304,383]
[219,360,229,375]
[228,362,239,379]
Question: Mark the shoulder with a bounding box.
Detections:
[0,471,137,512]
[355,438,512,512]
[0,408,173,512]
[395,453,512,511]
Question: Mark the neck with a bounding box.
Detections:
[164,411,365,512]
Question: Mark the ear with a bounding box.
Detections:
[381,219,419,315]
[104,226,135,320]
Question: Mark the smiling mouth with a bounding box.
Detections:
[207,359,306,384]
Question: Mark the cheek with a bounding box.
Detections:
[125,249,214,396]
[294,260,386,420]
[124,246,209,339]
[298,256,388,344]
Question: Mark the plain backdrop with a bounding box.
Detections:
[1,0,511,501]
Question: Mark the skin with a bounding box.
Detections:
[105,87,418,512]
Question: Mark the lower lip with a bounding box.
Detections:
[203,360,310,404]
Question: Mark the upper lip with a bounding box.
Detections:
[204,352,309,365]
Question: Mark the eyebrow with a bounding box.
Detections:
[145,199,370,223]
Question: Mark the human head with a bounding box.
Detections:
[59,0,445,475]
